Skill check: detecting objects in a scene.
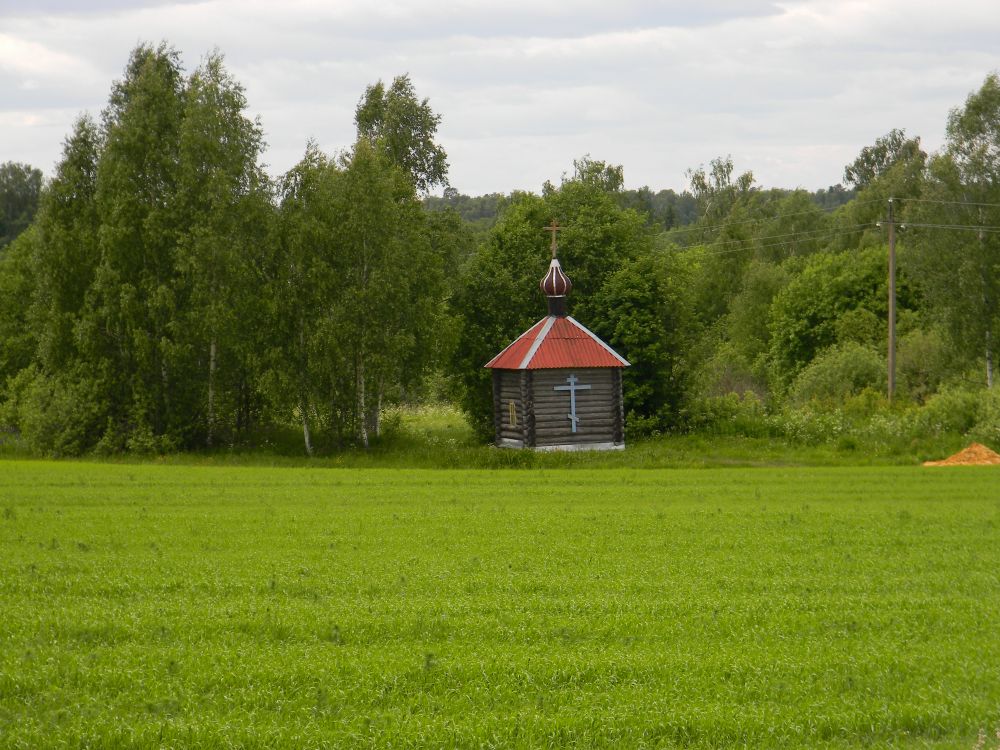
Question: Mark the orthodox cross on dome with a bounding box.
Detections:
[543,219,562,259]
[539,220,572,309]
[553,373,591,433]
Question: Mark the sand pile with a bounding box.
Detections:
[923,442,1000,466]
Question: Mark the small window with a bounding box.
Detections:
[508,400,518,427]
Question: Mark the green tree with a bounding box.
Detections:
[686,155,755,224]
[0,229,38,397]
[83,42,188,450]
[587,249,695,432]
[830,134,926,253]
[907,73,1000,387]
[767,245,916,390]
[10,118,106,453]
[726,259,791,376]
[682,188,821,334]
[844,129,925,190]
[752,190,830,261]
[677,158,760,329]
[173,51,273,447]
[274,139,445,452]
[271,143,332,456]
[570,155,624,193]
[0,161,43,251]
[355,74,448,194]
[331,138,444,446]
[30,115,101,375]
[896,327,953,402]
[810,184,856,211]
[450,193,550,439]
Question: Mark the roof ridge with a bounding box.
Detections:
[517,316,557,368]
[483,316,547,368]
[565,317,631,366]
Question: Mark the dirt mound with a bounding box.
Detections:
[923,442,1000,466]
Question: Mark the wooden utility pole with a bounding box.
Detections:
[887,197,897,401]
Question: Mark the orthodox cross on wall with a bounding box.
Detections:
[553,373,591,433]
[543,219,562,259]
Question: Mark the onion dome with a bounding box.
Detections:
[540,219,571,316]
[540,258,572,297]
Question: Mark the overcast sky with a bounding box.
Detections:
[1,0,997,195]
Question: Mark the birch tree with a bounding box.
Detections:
[274,144,333,456]
[330,138,442,445]
[85,43,187,450]
[31,115,101,374]
[0,161,43,250]
[908,73,1000,387]
[273,138,445,452]
[175,51,271,446]
[355,74,448,194]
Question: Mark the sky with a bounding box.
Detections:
[0,0,997,196]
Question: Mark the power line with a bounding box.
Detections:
[679,223,874,254]
[667,217,1000,258]
[653,200,881,240]
[659,209,1000,260]
[906,197,1000,209]
[696,225,877,257]
[902,222,1000,233]
[886,198,897,402]
[653,198,1000,243]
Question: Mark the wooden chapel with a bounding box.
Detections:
[484,222,629,451]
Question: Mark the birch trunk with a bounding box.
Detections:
[987,329,995,388]
[357,233,370,449]
[159,356,169,435]
[374,381,383,437]
[357,355,369,449]
[301,399,314,457]
[364,380,383,438]
[298,327,313,456]
[207,338,217,447]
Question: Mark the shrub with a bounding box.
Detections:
[835,307,882,347]
[13,368,107,457]
[685,392,775,438]
[788,342,886,406]
[909,386,981,437]
[896,328,953,402]
[969,388,1000,446]
[767,406,848,445]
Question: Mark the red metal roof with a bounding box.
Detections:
[484,315,630,370]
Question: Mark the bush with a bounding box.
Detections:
[767,406,849,445]
[685,392,776,438]
[788,343,886,406]
[12,368,107,457]
[897,328,953,402]
[969,388,1000,446]
[908,386,981,437]
[835,307,882,347]
[695,343,766,401]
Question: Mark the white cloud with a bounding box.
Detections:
[0,0,997,193]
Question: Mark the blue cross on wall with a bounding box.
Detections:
[553,373,592,433]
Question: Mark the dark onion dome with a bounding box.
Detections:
[540,258,572,297]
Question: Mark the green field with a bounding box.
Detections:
[1,461,999,748]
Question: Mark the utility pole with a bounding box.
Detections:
[886,197,897,401]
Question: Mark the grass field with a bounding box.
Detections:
[1,460,999,748]
[2,403,979,468]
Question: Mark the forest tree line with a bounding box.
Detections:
[1,43,998,455]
